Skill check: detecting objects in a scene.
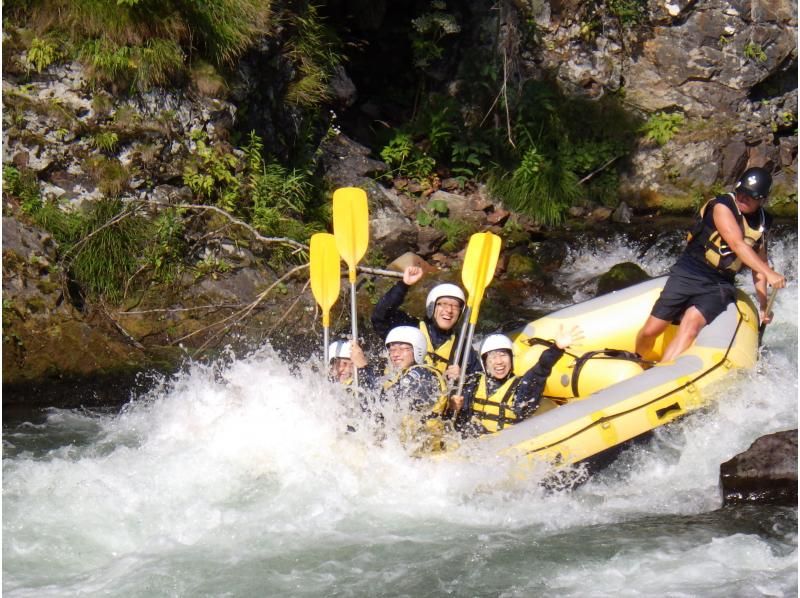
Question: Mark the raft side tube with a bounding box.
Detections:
[513,276,668,398]
[472,297,753,463]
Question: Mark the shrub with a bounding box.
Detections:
[640,111,685,146]
[489,146,581,226]
[69,198,147,302]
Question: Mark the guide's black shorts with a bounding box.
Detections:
[651,269,736,325]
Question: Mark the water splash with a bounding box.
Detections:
[4,233,797,597]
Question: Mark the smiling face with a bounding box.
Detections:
[433,298,463,331]
[387,342,415,370]
[330,357,353,383]
[484,349,512,380]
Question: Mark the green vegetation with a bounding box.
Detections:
[284,4,343,108]
[69,198,148,302]
[489,147,582,226]
[410,1,460,70]
[26,36,61,73]
[743,41,767,63]
[641,111,685,146]
[6,0,270,90]
[91,131,120,153]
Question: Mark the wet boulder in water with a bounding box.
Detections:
[595,262,651,296]
[720,429,798,506]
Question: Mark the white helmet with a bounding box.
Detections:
[480,334,514,361]
[425,283,466,319]
[328,340,351,361]
[385,326,428,365]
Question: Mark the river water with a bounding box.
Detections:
[3,227,798,597]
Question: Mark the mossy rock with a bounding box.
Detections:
[596,262,651,296]
[506,253,543,279]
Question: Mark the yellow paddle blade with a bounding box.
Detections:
[461,232,502,324]
[309,233,341,327]
[332,187,369,282]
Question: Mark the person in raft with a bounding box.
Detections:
[635,166,786,363]
[371,265,480,384]
[351,326,459,452]
[350,326,449,413]
[328,339,354,385]
[451,326,584,436]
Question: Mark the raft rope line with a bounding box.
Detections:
[523,337,656,398]
[520,310,744,458]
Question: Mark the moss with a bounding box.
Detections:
[83,155,129,196]
[657,194,698,214]
[596,262,651,296]
[25,296,47,314]
[190,60,228,98]
[2,251,27,273]
[506,253,543,279]
[35,279,60,294]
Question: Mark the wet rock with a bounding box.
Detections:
[595,262,651,296]
[416,226,447,257]
[2,217,147,384]
[720,429,798,506]
[386,252,436,275]
[505,253,542,280]
[611,202,633,224]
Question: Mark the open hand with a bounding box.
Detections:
[555,324,584,350]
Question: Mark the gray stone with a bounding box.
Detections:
[720,429,798,506]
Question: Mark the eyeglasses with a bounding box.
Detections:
[435,300,462,312]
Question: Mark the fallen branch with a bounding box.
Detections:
[357,266,403,278]
[578,156,620,185]
[173,263,309,354]
[149,200,309,254]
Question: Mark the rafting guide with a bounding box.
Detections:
[635,166,786,362]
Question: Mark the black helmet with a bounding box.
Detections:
[734,167,772,200]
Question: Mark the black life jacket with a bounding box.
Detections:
[686,193,766,274]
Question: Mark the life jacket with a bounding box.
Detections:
[383,363,448,413]
[471,375,524,432]
[686,193,766,274]
[419,321,456,375]
[385,363,450,454]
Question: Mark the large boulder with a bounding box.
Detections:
[2,217,147,383]
[720,429,798,506]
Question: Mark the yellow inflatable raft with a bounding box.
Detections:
[460,275,760,471]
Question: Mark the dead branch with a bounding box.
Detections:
[173,263,310,354]
[149,200,308,253]
[578,156,621,185]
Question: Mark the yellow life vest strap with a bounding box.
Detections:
[690,194,765,273]
[419,321,456,374]
[472,375,523,432]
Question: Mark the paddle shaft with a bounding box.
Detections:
[453,231,502,397]
[758,286,779,345]
[455,322,477,396]
[323,326,330,369]
[451,307,471,374]
[349,277,360,389]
